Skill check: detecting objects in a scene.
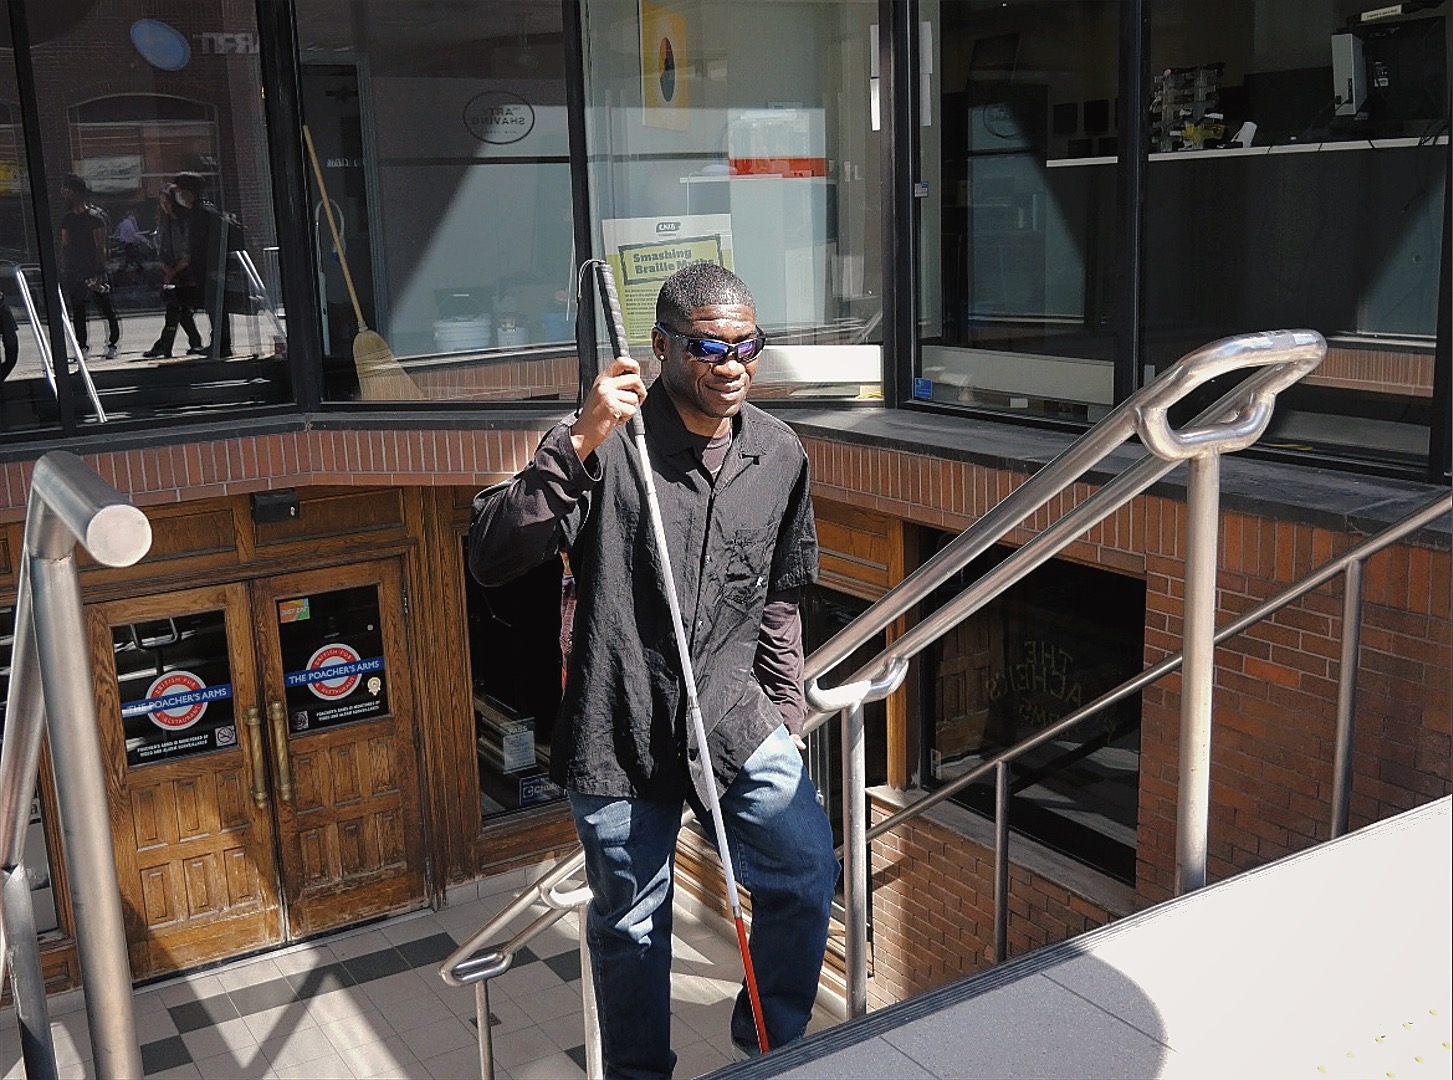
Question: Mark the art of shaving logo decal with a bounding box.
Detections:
[286,644,384,701]
[123,671,232,731]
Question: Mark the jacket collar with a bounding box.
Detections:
[642,380,764,464]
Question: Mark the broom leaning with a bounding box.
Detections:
[302,125,423,401]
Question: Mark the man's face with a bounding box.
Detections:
[652,303,759,436]
[61,185,84,207]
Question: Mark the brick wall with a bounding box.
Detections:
[865,798,1116,1005]
[0,423,553,521]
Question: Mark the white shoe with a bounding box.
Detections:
[104,344,118,359]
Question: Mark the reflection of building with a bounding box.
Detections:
[0,0,1447,1031]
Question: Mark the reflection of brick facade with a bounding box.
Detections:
[22,0,275,258]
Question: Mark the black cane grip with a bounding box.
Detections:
[591,260,646,437]
[593,260,631,363]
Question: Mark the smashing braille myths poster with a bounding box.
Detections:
[601,215,734,343]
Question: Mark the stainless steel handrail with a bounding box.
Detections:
[10,266,58,393]
[859,491,1449,944]
[0,451,151,1079]
[439,848,598,1079]
[802,329,1324,694]
[10,265,109,421]
[805,329,1326,1014]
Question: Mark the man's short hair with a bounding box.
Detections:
[172,172,205,195]
[655,262,754,327]
[60,173,87,194]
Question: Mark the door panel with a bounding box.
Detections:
[252,560,425,938]
[90,584,283,980]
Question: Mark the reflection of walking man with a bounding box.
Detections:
[171,172,230,359]
[470,263,837,1077]
[143,184,204,359]
[58,174,120,359]
[1,291,18,387]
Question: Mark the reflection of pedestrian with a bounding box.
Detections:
[1,293,18,384]
[143,184,203,359]
[59,174,120,359]
[171,172,230,359]
[113,209,151,271]
[471,263,836,1075]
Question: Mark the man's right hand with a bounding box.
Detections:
[570,356,647,460]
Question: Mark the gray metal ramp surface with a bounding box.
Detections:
[716,796,1451,1080]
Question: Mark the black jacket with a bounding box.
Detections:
[469,388,818,801]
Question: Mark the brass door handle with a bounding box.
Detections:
[243,706,268,808]
[267,701,294,804]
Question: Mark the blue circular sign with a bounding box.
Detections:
[130,20,191,72]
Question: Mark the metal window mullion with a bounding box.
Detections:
[255,0,324,411]
[1114,0,1150,404]
[7,0,78,433]
[879,0,916,410]
[563,0,600,396]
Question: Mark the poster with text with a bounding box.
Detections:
[117,611,238,768]
[640,0,688,130]
[279,586,390,734]
[601,215,733,343]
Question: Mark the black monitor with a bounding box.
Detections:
[1361,15,1447,127]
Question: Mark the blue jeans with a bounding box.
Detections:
[569,726,839,1080]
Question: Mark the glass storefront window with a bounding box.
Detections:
[916,0,1121,422]
[10,1,290,426]
[1146,0,1446,469]
[919,536,1144,884]
[297,0,578,404]
[461,540,566,820]
[583,0,882,400]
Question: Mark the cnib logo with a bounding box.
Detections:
[655,221,682,235]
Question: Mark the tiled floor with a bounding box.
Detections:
[1,871,834,1079]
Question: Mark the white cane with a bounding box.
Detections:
[589,259,770,1054]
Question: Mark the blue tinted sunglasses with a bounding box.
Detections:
[654,323,767,365]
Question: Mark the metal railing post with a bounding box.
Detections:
[1331,560,1365,839]
[579,910,603,1079]
[807,659,907,1019]
[19,452,151,1080]
[11,267,58,392]
[1175,452,1221,894]
[992,761,1010,964]
[2,864,57,1080]
[841,699,868,1018]
[474,982,495,1080]
[28,546,139,1077]
[0,559,57,1079]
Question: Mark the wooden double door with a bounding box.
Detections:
[89,559,427,979]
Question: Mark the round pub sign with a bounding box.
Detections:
[463,91,535,145]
